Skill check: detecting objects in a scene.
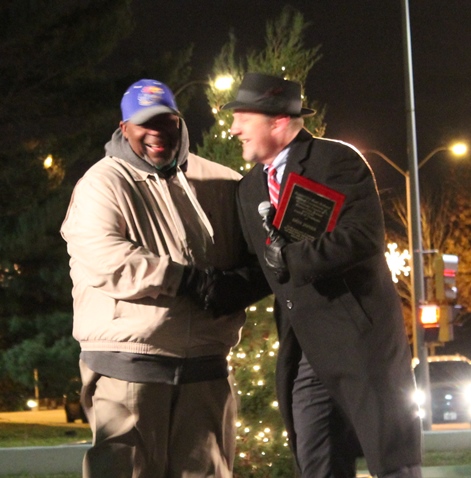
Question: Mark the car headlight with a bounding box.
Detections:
[26,399,38,409]
[413,388,426,407]
[463,383,471,403]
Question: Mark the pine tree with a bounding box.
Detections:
[0,0,135,408]
[0,0,194,409]
[197,6,326,174]
[198,7,326,476]
[229,299,296,477]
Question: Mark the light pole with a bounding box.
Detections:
[363,143,467,356]
[174,75,234,97]
[363,142,467,430]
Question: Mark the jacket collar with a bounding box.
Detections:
[279,128,314,192]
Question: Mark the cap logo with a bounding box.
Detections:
[138,86,165,106]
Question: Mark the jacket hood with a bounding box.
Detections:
[104,118,190,175]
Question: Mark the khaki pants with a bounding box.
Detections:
[80,361,236,478]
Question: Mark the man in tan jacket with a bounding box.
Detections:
[61,79,269,478]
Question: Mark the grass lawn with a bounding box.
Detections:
[358,450,471,468]
[2,453,471,478]
[0,422,92,448]
[0,476,80,478]
[1,423,471,477]
[1,457,471,478]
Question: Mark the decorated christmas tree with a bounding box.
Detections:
[197,7,326,476]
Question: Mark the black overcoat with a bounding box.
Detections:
[236,129,422,475]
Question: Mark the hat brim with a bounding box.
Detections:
[127,105,181,124]
[221,100,316,117]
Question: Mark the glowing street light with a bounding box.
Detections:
[213,75,234,91]
[363,142,467,180]
[365,142,467,431]
[43,154,53,169]
[174,74,234,97]
[417,142,467,169]
[448,142,467,156]
[363,141,468,357]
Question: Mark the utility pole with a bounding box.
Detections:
[401,0,432,430]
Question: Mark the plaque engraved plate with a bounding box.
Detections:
[273,173,345,242]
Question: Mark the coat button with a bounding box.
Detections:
[286,300,293,309]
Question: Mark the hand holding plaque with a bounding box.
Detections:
[272,173,345,242]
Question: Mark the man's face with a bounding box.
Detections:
[120,114,180,168]
[230,111,278,165]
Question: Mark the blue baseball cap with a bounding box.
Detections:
[120,79,180,124]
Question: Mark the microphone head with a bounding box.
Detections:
[258,201,272,219]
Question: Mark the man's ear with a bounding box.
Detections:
[119,121,127,139]
[272,115,291,134]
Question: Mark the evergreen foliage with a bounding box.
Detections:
[198,6,326,475]
[0,1,194,410]
[230,297,296,476]
[197,6,326,175]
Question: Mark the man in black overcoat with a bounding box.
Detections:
[221,72,423,478]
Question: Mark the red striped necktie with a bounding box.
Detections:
[267,164,280,208]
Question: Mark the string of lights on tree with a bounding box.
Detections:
[229,299,294,476]
[199,62,411,475]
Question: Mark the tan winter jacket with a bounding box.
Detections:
[61,122,245,358]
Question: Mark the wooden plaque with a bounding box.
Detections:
[272,173,345,242]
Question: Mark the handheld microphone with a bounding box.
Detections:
[258,201,272,234]
[258,201,271,221]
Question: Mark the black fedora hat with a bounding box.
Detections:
[221,72,315,117]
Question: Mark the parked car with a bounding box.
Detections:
[415,354,471,424]
[63,377,88,424]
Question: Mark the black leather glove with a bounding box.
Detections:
[177,266,217,309]
[204,269,260,318]
[264,225,289,283]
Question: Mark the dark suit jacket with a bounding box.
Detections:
[236,129,422,475]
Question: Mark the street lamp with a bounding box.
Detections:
[364,143,467,179]
[174,74,234,97]
[417,143,467,169]
[399,0,469,430]
[364,142,467,351]
[363,142,467,430]
[213,75,235,91]
[43,154,54,169]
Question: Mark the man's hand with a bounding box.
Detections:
[204,269,251,317]
[177,266,217,309]
[179,266,267,318]
[264,225,289,283]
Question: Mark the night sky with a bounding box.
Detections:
[113,0,471,190]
